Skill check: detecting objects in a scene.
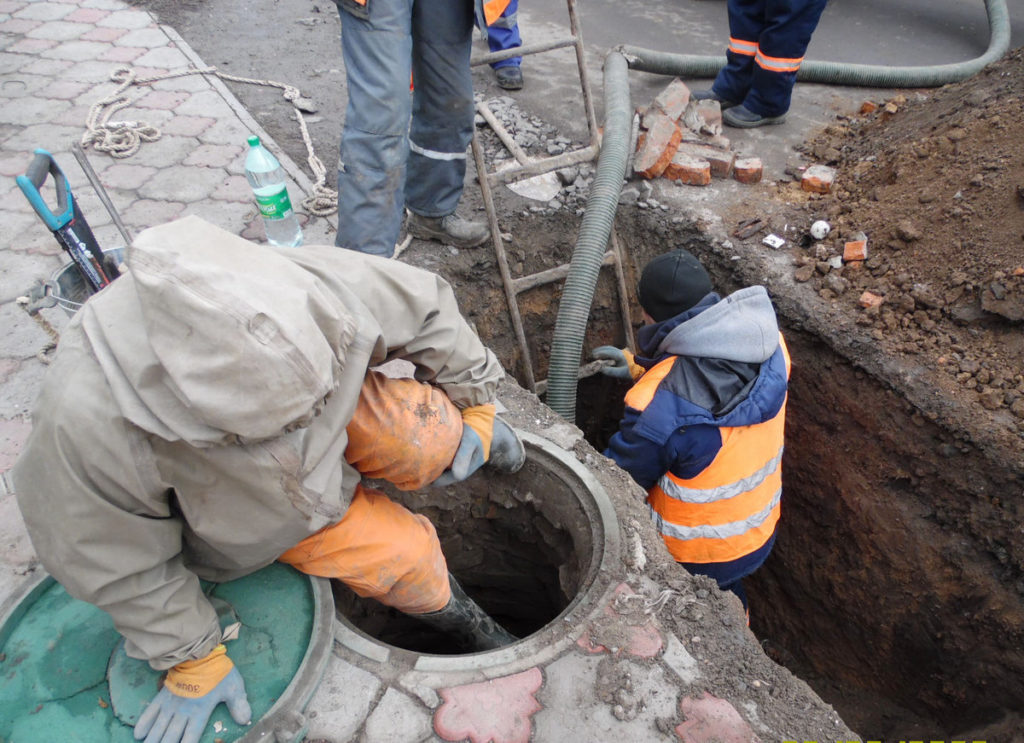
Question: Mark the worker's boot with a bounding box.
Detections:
[691,88,738,110]
[488,417,525,474]
[413,574,518,652]
[407,211,490,249]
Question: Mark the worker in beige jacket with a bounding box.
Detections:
[10,215,523,743]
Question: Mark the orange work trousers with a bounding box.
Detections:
[279,370,463,614]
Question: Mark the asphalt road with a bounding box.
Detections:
[137,0,1023,190]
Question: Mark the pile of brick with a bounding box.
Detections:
[633,78,762,186]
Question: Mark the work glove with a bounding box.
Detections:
[592,346,643,381]
[134,644,251,743]
[431,403,495,487]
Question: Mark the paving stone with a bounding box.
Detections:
[121,197,186,229]
[435,668,543,743]
[100,162,158,190]
[185,199,256,237]
[81,0,126,9]
[160,114,215,137]
[183,142,242,169]
[662,633,700,685]
[0,2,27,13]
[304,655,381,742]
[13,2,73,21]
[7,37,56,53]
[25,19,86,40]
[0,72,50,97]
[0,122,82,153]
[0,302,60,366]
[675,692,761,743]
[176,89,237,120]
[16,56,73,76]
[0,415,31,476]
[116,26,172,49]
[61,59,125,84]
[151,73,217,94]
[137,165,219,203]
[96,8,154,30]
[135,46,191,69]
[39,79,92,100]
[0,18,39,34]
[124,134,200,168]
[200,117,259,148]
[134,89,191,110]
[65,7,109,23]
[98,45,145,63]
[79,25,126,42]
[0,247,62,302]
[209,173,253,203]
[0,491,39,605]
[364,687,432,743]
[41,39,110,62]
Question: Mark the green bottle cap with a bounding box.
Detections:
[248,135,261,147]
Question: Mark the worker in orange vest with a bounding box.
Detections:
[692,0,828,127]
[593,249,790,613]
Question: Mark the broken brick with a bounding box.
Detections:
[801,164,836,193]
[652,78,691,121]
[634,112,682,179]
[664,152,711,186]
[733,157,763,184]
[675,142,735,178]
[843,239,868,262]
[693,99,722,135]
[859,291,885,308]
[859,100,878,115]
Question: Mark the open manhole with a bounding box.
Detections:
[333,431,619,660]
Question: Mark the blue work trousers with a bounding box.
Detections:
[480,0,521,69]
[335,0,475,256]
[712,0,827,118]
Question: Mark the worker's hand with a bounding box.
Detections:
[431,404,495,487]
[592,346,642,381]
[134,644,251,743]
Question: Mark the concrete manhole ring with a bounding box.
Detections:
[332,430,622,674]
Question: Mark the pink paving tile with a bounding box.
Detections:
[211,174,252,203]
[0,17,41,33]
[161,115,215,137]
[134,89,190,110]
[675,693,762,743]
[577,582,665,659]
[38,79,90,100]
[435,668,543,743]
[7,37,57,53]
[101,163,157,190]
[0,1,27,13]
[184,143,242,169]
[80,26,126,42]
[99,45,145,63]
[66,7,109,23]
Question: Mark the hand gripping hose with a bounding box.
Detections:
[544,0,1011,421]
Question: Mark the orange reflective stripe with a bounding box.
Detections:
[727,37,757,56]
[624,356,675,411]
[649,465,781,527]
[755,50,804,73]
[483,0,510,26]
[656,504,780,563]
[279,484,451,613]
[344,370,463,491]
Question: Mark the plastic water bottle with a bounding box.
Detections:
[244,135,303,247]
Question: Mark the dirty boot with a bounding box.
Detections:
[691,88,738,110]
[407,212,490,249]
[413,574,518,652]
[722,104,787,128]
[494,66,524,90]
[488,417,525,474]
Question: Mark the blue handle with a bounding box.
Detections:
[16,148,73,231]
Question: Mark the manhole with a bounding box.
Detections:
[334,431,619,666]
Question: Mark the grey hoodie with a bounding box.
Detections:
[12,216,502,668]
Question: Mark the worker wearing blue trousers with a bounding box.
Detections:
[693,0,828,128]
[478,0,524,90]
[332,0,509,256]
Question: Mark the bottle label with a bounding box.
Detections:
[254,186,294,220]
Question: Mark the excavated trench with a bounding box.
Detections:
[389,206,1024,740]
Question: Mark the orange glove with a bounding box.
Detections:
[164,644,235,698]
[459,403,496,460]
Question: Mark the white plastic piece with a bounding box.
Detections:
[762,234,786,249]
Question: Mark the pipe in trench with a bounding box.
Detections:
[544,0,1011,421]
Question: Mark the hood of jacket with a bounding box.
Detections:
[79,216,356,446]
[637,285,780,365]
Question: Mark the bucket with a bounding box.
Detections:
[50,247,125,316]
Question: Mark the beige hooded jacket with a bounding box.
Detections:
[11,216,503,669]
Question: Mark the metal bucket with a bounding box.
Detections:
[50,247,125,316]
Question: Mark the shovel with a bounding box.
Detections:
[16,148,115,294]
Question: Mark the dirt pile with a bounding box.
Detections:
[761,50,1024,442]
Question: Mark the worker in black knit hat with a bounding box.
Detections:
[592,248,791,620]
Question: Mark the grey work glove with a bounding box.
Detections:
[592,345,636,380]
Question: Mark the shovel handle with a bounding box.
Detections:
[16,149,73,231]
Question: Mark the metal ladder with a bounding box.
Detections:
[469,0,636,394]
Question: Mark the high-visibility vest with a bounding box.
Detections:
[626,335,790,564]
[481,0,511,26]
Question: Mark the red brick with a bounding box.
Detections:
[675,142,735,178]
[801,164,836,193]
[859,100,878,115]
[675,693,760,743]
[664,152,711,186]
[733,157,762,184]
[693,99,722,134]
[652,77,691,121]
[634,112,682,179]
[843,238,868,262]
[859,291,885,308]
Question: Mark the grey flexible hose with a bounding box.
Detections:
[544,0,1011,421]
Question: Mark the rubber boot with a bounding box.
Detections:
[413,574,518,652]
[407,212,490,249]
[488,417,525,474]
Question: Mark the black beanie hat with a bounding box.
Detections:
[638,248,713,322]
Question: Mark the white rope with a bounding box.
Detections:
[82,65,338,215]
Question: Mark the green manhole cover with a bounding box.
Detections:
[0,563,333,743]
